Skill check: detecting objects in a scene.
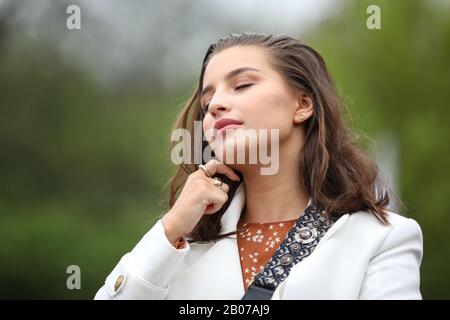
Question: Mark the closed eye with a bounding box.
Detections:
[201,83,254,114]
[235,83,253,91]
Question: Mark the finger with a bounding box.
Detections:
[203,192,228,214]
[205,159,240,181]
[208,179,229,193]
[219,182,229,193]
[201,199,216,215]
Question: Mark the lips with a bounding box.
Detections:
[214,118,243,131]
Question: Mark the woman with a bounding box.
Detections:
[94,32,423,300]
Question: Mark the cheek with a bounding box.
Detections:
[203,116,214,131]
[203,118,214,143]
[248,89,294,130]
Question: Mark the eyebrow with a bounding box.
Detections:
[200,67,261,100]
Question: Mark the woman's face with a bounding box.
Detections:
[201,45,304,167]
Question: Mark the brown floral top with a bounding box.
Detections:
[237,218,297,292]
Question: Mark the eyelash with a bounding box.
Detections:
[202,84,253,113]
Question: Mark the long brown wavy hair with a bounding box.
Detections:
[162,32,394,243]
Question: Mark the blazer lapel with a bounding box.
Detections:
[220,183,246,236]
[314,213,349,250]
[178,183,246,299]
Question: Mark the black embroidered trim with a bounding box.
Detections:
[251,204,339,291]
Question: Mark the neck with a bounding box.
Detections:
[238,146,310,224]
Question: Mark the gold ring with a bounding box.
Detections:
[213,177,222,189]
[198,164,212,177]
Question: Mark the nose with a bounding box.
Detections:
[208,93,231,117]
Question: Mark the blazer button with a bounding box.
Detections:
[114,275,125,292]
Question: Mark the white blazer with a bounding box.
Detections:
[94,183,423,300]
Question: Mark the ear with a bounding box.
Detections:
[293,92,314,124]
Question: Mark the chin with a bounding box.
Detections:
[212,136,259,166]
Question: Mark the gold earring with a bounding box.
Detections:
[298,113,305,121]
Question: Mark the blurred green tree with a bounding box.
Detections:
[309,0,450,299]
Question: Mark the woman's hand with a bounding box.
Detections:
[161,159,240,243]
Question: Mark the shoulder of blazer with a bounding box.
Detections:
[336,209,423,257]
[376,209,423,255]
[320,208,394,243]
[360,209,423,247]
[338,208,418,231]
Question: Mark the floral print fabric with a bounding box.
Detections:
[237,219,297,292]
